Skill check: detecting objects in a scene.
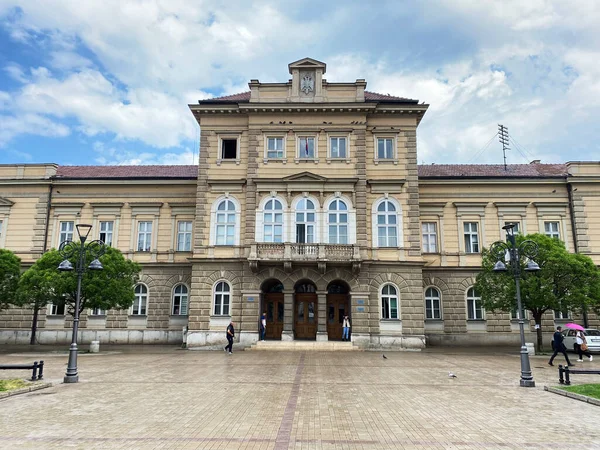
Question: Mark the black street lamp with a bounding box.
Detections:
[58,224,106,383]
[490,223,540,388]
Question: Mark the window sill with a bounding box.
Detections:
[294,158,319,164]
[380,318,401,322]
[422,251,440,255]
[47,314,65,318]
[170,314,189,318]
[216,159,241,166]
[326,157,351,164]
[467,319,486,322]
[129,314,147,318]
[263,158,288,165]
[89,315,107,318]
[373,159,399,165]
[425,318,443,322]
[210,315,232,319]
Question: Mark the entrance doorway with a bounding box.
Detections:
[262,280,284,340]
[326,282,350,341]
[294,281,317,340]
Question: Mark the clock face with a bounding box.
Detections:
[300,72,314,94]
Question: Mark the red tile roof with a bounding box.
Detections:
[55,165,198,179]
[54,163,567,180]
[197,91,418,104]
[418,164,568,178]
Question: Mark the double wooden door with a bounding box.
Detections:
[294,293,317,340]
[264,293,284,340]
[326,294,349,341]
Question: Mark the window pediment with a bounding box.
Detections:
[282,172,328,182]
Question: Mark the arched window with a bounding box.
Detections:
[215,199,237,246]
[132,284,147,315]
[264,199,283,243]
[381,284,399,319]
[295,198,316,243]
[214,281,231,316]
[467,287,483,320]
[328,199,348,244]
[425,287,441,320]
[172,284,188,315]
[376,200,398,247]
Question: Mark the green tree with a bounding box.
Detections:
[0,249,21,310]
[476,233,600,351]
[16,244,141,344]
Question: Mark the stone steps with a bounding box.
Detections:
[247,341,360,351]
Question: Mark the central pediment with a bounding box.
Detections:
[0,197,14,206]
[288,57,326,74]
[281,172,328,182]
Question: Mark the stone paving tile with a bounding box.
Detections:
[1,348,600,449]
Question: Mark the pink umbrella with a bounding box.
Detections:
[565,323,585,331]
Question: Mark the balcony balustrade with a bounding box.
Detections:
[249,243,361,273]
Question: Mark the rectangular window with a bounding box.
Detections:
[467,298,483,320]
[298,137,315,158]
[544,221,560,239]
[176,221,192,251]
[330,137,347,158]
[49,302,65,315]
[511,308,528,320]
[504,221,520,235]
[463,222,479,253]
[137,221,152,252]
[377,138,394,159]
[422,222,437,253]
[554,309,570,319]
[216,215,235,246]
[59,221,74,243]
[267,137,284,159]
[90,307,106,316]
[99,221,114,246]
[221,139,237,159]
[381,298,398,319]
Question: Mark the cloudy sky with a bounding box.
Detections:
[0,0,599,166]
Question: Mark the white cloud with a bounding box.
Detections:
[0,113,70,146]
[92,141,195,165]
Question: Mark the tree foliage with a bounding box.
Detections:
[0,249,21,310]
[17,244,141,315]
[476,233,600,350]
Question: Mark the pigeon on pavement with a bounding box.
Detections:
[448,372,457,378]
[382,354,387,359]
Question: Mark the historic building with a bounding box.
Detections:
[1,58,599,348]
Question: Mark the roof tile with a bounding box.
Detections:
[197,91,418,104]
[55,165,198,179]
[417,164,568,178]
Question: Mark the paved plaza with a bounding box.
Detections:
[1,345,600,449]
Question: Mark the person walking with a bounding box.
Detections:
[224,321,235,354]
[575,330,593,362]
[548,326,574,366]
[260,311,267,341]
[342,314,351,341]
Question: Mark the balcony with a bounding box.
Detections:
[249,243,361,273]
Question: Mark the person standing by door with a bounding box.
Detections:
[224,321,235,354]
[342,315,350,341]
[260,311,267,341]
[575,330,593,362]
[548,326,574,366]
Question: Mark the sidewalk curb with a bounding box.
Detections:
[0,382,53,400]
[544,386,600,406]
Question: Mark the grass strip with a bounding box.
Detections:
[0,379,29,392]
[558,384,600,400]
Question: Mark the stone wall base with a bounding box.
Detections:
[426,332,551,347]
[351,333,426,350]
[0,329,183,345]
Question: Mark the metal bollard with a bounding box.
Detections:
[565,365,571,385]
[31,361,38,381]
[38,361,44,380]
[559,364,564,384]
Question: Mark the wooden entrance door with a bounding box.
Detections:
[264,293,284,340]
[294,293,317,340]
[326,294,349,340]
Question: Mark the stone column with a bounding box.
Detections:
[349,290,371,347]
[282,290,294,341]
[316,291,327,341]
[239,290,260,345]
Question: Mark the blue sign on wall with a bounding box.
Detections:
[247,297,255,302]
[357,306,365,312]
[357,299,365,305]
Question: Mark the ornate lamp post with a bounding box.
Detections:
[490,223,540,387]
[58,224,105,383]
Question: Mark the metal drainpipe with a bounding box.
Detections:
[42,183,53,253]
[567,182,588,327]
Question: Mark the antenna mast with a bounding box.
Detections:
[498,124,509,170]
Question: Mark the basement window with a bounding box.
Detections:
[221,139,238,159]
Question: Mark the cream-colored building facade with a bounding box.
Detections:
[1,58,599,348]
